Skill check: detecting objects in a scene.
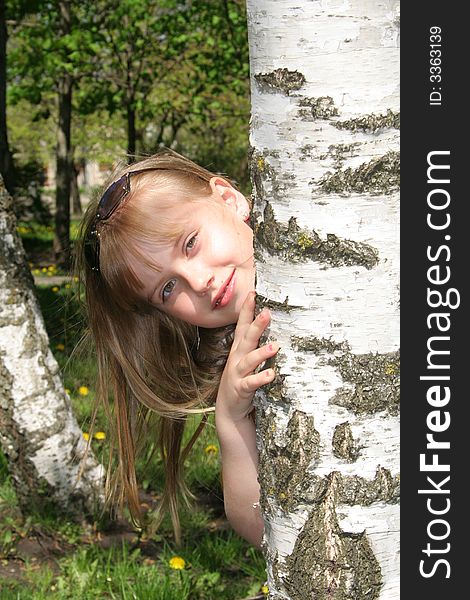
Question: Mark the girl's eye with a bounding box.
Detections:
[186,235,197,253]
[162,279,176,302]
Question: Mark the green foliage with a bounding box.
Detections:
[5,0,251,180]
[7,1,97,102]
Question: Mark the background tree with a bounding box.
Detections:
[0,177,104,518]
[80,0,249,165]
[166,0,250,183]
[7,0,101,266]
[77,0,176,159]
[0,0,15,194]
[247,1,400,598]
[53,0,72,266]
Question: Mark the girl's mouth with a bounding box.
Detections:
[213,270,236,309]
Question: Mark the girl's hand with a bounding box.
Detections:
[216,292,279,422]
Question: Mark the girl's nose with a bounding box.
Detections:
[186,269,215,295]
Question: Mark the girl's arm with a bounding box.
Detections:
[215,292,279,548]
[215,410,262,546]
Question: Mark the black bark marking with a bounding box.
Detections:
[334,110,400,133]
[284,473,382,600]
[338,467,400,506]
[256,294,301,313]
[318,151,400,195]
[332,422,359,462]
[254,68,306,95]
[318,143,362,169]
[249,149,298,227]
[291,336,346,354]
[290,337,400,416]
[257,410,320,514]
[299,469,399,507]
[298,96,339,120]
[255,202,379,269]
[330,350,400,416]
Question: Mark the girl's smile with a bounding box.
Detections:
[128,179,255,328]
[213,268,236,308]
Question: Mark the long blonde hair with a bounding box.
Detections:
[75,149,236,544]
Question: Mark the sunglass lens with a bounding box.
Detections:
[97,175,128,220]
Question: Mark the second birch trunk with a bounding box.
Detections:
[0,178,104,519]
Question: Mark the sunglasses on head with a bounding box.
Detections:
[84,167,157,272]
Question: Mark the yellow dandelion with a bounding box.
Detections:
[33,269,40,275]
[94,431,106,440]
[78,386,89,396]
[52,286,59,293]
[42,267,47,273]
[262,584,269,595]
[74,276,79,282]
[48,265,56,272]
[204,444,218,456]
[55,343,65,351]
[65,283,71,289]
[169,556,186,570]
[83,432,90,441]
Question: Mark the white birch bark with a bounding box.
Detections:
[0,178,104,517]
[247,2,399,598]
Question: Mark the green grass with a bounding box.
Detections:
[17,219,82,273]
[0,225,267,599]
[0,536,266,599]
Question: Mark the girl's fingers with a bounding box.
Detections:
[236,308,271,355]
[233,291,256,339]
[238,342,279,376]
[241,368,276,394]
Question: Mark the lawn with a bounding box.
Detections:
[0,222,267,599]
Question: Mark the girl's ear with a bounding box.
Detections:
[209,177,250,221]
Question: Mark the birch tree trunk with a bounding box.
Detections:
[247,2,400,598]
[0,178,104,518]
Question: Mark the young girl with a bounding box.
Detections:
[77,149,279,548]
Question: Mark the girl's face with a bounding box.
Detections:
[129,178,255,328]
